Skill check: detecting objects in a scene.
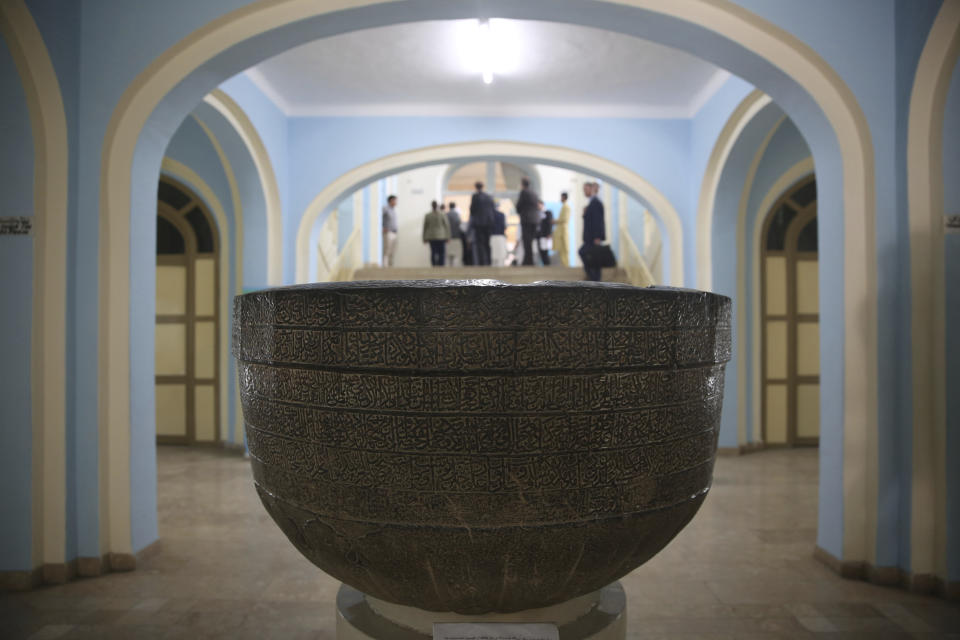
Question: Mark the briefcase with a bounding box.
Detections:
[579,243,617,268]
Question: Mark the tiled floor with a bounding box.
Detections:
[2,446,958,639]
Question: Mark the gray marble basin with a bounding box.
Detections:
[233,280,731,614]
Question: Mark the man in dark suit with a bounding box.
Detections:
[469,181,495,265]
[581,181,606,281]
[515,177,540,266]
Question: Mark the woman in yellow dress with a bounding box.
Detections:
[553,192,571,266]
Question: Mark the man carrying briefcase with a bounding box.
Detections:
[580,181,613,281]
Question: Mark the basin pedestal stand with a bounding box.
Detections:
[336,582,626,640]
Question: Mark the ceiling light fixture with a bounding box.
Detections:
[478,19,494,84]
[454,18,521,83]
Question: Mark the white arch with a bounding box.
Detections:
[697,89,773,291]
[732,112,788,444]
[202,89,281,287]
[190,113,245,444]
[97,0,878,566]
[293,141,685,286]
[0,0,68,575]
[907,0,960,583]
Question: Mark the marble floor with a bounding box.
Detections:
[2,446,958,639]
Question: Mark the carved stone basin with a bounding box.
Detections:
[233,280,731,614]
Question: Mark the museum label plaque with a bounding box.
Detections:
[433,622,559,640]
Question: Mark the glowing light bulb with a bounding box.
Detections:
[479,19,493,84]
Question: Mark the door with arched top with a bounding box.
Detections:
[155,177,220,445]
[760,176,819,446]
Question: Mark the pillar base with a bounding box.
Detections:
[336,582,626,640]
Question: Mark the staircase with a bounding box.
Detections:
[350,265,632,285]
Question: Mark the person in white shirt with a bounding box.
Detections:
[446,202,464,266]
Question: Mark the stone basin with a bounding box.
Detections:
[233,280,731,614]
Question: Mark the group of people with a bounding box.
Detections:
[382,177,608,280]
[419,188,509,267]
[512,178,608,280]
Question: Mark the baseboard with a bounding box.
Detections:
[107,552,135,572]
[221,440,247,454]
[0,541,163,591]
[814,546,958,601]
[76,555,108,577]
[135,539,162,564]
[0,567,42,591]
[945,581,960,600]
[718,441,766,456]
[41,560,77,584]
[864,563,904,586]
[740,441,766,454]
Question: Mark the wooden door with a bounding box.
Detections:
[761,176,819,446]
[155,177,220,445]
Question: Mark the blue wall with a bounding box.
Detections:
[338,196,354,252]
[885,0,944,574]
[0,35,35,571]
[165,118,233,216]
[944,62,960,216]
[608,187,620,257]
[219,73,290,282]
[286,116,692,278]
[709,102,793,450]
[191,102,269,292]
[944,57,960,583]
[708,110,814,453]
[690,74,757,283]
[361,186,371,264]
[626,197,645,255]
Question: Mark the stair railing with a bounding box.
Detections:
[620,228,656,287]
[329,227,363,282]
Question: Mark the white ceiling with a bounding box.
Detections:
[245,19,730,118]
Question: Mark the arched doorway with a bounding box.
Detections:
[154,176,220,445]
[294,141,685,285]
[760,175,819,446]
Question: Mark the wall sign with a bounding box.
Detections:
[0,217,32,235]
[946,215,960,233]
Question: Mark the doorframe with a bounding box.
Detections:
[760,175,819,447]
[155,176,221,446]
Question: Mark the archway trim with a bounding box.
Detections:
[190,113,245,443]
[96,0,878,564]
[698,89,773,292]
[294,141,684,286]
[907,0,960,581]
[202,89,281,287]
[0,0,69,569]
[735,112,788,444]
